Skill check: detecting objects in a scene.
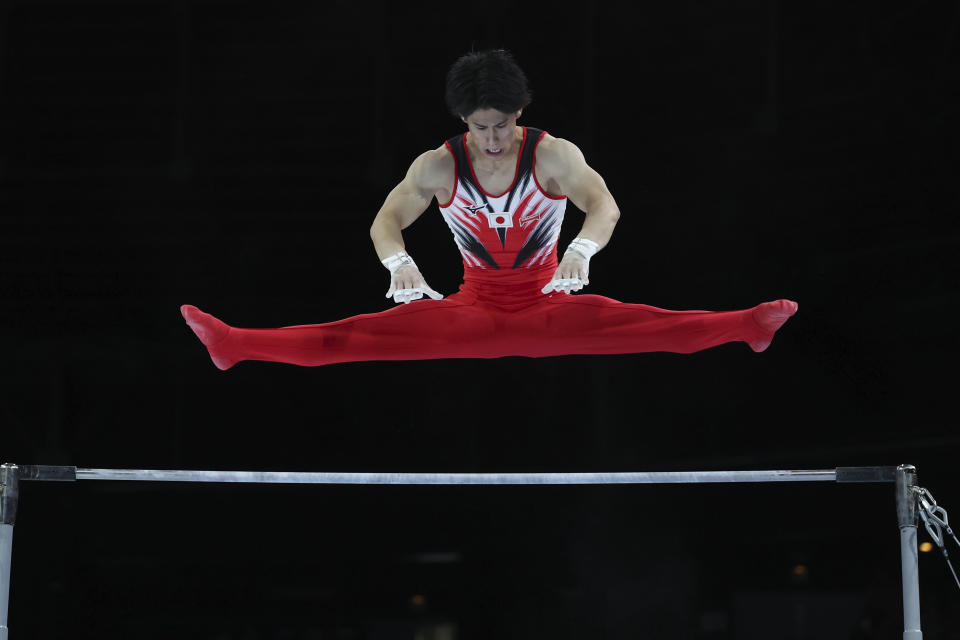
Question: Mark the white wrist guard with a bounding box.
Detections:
[381,250,417,274]
[564,237,600,261]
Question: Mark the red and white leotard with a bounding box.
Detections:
[440,127,565,285]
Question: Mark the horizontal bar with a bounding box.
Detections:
[72,468,840,485]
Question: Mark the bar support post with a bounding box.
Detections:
[897,464,922,640]
[0,463,19,640]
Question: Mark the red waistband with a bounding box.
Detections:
[462,262,555,286]
[458,263,557,309]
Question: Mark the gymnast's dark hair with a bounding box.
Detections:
[445,49,532,118]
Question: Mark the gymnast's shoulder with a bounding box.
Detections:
[532,133,586,173]
[405,145,455,193]
[531,133,594,197]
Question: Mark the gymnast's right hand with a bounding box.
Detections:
[385,264,444,304]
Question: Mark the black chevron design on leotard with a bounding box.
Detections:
[458,176,482,205]
[512,206,558,269]
[447,216,500,269]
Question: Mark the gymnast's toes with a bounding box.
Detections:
[748,299,798,353]
[180,305,229,346]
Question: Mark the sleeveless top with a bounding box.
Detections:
[438,127,567,289]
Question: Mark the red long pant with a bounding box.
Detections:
[190,278,781,370]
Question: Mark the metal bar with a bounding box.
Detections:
[897,464,923,639]
[73,468,839,485]
[0,524,11,640]
[0,461,911,640]
[0,464,18,640]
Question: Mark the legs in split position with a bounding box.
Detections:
[180,297,500,370]
[529,295,796,357]
[180,295,797,370]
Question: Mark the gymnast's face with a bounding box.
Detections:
[461,108,523,162]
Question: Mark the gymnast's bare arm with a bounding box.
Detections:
[536,135,621,287]
[370,147,454,297]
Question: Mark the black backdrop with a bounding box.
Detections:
[2,1,958,638]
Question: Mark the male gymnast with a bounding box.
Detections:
[181,49,797,370]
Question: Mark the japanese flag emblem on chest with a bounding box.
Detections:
[486,211,513,229]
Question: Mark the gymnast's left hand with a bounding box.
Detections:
[541,253,589,295]
[385,264,444,304]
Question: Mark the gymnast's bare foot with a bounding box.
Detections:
[748,299,799,353]
[180,304,237,370]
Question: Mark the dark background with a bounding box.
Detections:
[2,1,958,638]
